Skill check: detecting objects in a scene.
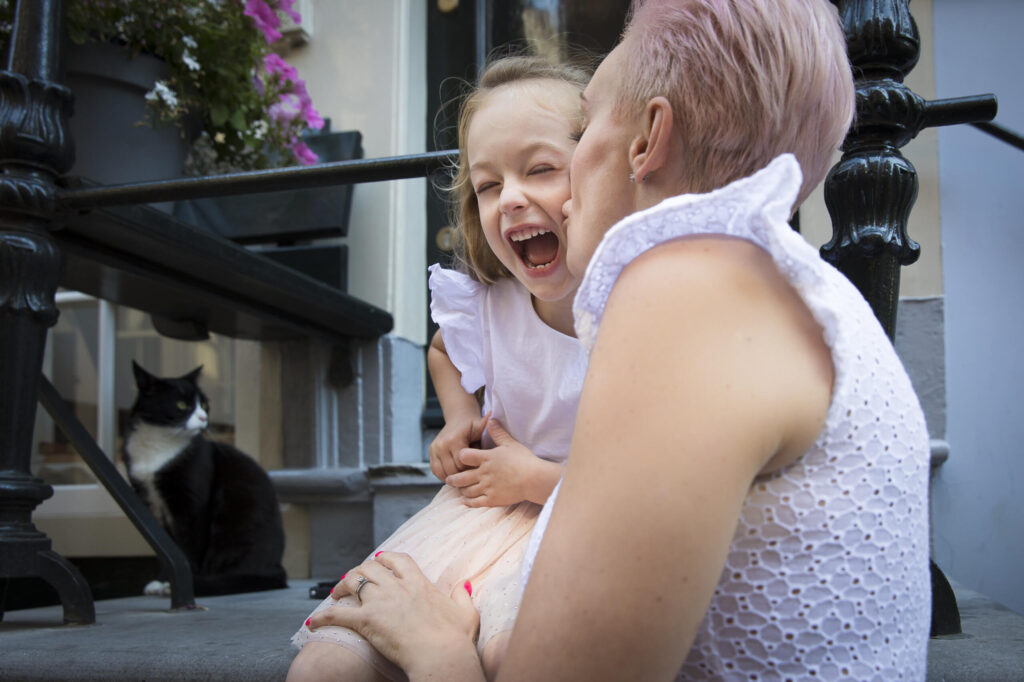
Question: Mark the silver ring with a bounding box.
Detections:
[354,575,373,601]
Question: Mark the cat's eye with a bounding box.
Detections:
[201,401,209,411]
[176,400,189,411]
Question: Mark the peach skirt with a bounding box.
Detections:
[291,484,541,680]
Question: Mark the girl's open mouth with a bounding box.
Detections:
[510,228,560,269]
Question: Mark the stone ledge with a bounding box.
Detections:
[930,438,950,469]
[269,467,369,504]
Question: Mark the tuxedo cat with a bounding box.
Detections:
[123,361,287,596]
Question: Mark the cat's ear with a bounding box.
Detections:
[132,361,157,392]
[184,365,203,384]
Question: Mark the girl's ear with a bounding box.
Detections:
[629,96,674,183]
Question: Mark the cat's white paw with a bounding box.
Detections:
[144,580,172,597]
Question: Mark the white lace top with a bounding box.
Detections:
[521,155,931,681]
[428,265,587,460]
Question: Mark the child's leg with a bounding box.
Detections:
[481,630,512,682]
[287,642,391,682]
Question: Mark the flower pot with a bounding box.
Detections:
[64,41,192,210]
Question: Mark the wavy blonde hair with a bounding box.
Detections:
[447,56,591,284]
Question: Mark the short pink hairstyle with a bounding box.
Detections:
[620,0,855,206]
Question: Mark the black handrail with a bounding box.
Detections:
[58,150,459,211]
[971,121,1024,152]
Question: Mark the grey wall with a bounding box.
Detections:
[932,0,1024,615]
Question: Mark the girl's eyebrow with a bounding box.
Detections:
[469,141,570,174]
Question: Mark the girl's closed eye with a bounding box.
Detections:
[528,165,554,175]
[569,129,583,142]
[475,181,498,195]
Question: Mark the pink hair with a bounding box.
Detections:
[620,0,854,206]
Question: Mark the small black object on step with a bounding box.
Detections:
[930,559,962,636]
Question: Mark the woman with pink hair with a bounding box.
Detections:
[305,1,932,679]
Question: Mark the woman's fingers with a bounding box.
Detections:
[308,601,365,631]
[332,556,395,599]
[372,551,421,580]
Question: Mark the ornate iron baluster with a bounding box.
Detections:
[823,0,995,339]
[0,0,94,624]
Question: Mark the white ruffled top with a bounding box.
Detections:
[428,265,587,461]
[522,155,932,680]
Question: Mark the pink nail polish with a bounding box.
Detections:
[305,618,311,627]
[329,587,334,594]
[464,581,472,596]
[341,573,346,580]
[375,551,382,557]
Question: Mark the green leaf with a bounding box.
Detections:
[210,104,229,127]
[229,109,247,131]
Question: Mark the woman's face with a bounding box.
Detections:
[563,42,640,277]
[467,83,580,303]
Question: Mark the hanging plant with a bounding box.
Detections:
[0,0,324,172]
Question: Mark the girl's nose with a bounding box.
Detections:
[499,183,527,214]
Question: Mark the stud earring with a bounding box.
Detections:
[629,172,636,183]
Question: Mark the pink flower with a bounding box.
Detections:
[303,101,324,131]
[263,53,298,82]
[244,0,282,44]
[277,0,302,24]
[292,140,318,165]
[269,93,302,123]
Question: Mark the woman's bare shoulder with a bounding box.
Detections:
[602,233,834,472]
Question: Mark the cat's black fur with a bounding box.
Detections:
[123,361,287,596]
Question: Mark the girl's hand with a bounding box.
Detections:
[311,553,483,681]
[429,412,491,481]
[447,419,563,507]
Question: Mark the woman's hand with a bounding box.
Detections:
[429,412,491,481]
[310,552,484,682]
[447,419,563,507]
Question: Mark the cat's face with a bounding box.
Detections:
[130,362,210,435]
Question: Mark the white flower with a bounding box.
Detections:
[182,35,197,49]
[144,81,179,110]
[251,120,269,140]
[182,50,200,72]
[214,132,226,144]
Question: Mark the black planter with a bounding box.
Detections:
[174,129,362,292]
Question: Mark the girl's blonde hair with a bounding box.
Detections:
[448,55,591,284]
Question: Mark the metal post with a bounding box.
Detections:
[823,1,995,339]
[0,0,95,624]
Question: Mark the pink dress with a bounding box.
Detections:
[292,266,587,680]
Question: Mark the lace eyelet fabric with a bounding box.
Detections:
[525,155,931,681]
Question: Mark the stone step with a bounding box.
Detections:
[2,579,1022,680]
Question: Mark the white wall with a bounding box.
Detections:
[286,0,428,344]
[931,0,1024,615]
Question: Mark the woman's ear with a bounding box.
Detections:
[629,96,674,183]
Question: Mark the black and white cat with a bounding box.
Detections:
[123,361,287,596]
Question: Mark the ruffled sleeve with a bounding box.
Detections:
[428,263,487,393]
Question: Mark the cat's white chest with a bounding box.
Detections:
[124,422,196,527]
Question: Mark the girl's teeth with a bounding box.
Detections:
[510,228,551,242]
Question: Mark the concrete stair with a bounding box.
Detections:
[1,579,1021,680]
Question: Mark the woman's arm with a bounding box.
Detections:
[496,237,833,681]
[427,329,489,480]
